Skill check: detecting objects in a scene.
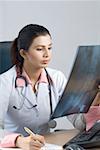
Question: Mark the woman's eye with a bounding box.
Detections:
[48,47,52,50]
[36,47,52,51]
[36,48,42,51]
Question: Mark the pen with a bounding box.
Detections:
[24,127,45,147]
[24,127,35,136]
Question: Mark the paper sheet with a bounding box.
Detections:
[41,143,62,150]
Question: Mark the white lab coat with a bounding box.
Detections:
[0,66,67,137]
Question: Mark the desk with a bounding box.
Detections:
[44,129,100,150]
[45,129,79,146]
[0,129,99,150]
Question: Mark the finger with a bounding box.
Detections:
[31,134,45,145]
[31,145,41,150]
[92,92,100,106]
[98,85,100,89]
[36,134,45,144]
[31,139,44,147]
[30,141,43,150]
[28,138,39,149]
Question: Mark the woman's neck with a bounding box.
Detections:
[23,64,43,84]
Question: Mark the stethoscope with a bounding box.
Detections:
[13,67,53,115]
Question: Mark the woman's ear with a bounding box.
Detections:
[19,49,27,59]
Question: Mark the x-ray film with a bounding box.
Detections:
[51,46,100,119]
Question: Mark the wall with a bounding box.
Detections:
[0,0,100,129]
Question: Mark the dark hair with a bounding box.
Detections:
[11,24,51,70]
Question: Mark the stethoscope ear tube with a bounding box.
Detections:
[14,67,53,115]
[45,68,53,115]
[15,75,28,88]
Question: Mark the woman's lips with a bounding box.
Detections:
[42,60,49,64]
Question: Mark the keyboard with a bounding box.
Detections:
[63,121,100,149]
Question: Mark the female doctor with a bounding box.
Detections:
[0,24,100,150]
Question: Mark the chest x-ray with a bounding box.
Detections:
[51,45,100,120]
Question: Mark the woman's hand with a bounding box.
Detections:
[92,92,100,106]
[16,134,45,150]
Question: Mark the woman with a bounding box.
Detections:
[0,24,100,150]
[0,24,67,150]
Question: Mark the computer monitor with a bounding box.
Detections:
[51,45,100,120]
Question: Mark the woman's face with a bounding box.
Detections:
[22,34,52,70]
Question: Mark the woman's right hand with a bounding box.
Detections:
[16,134,45,150]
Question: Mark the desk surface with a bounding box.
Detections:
[0,129,99,150]
[44,129,99,150]
[45,129,79,146]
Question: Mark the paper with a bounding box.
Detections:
[0,143,62,150]
[41,143,62,150]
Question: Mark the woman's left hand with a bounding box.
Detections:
[92,92,100,106]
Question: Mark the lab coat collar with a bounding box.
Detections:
[15,68,54,106]
[16,68,48,87]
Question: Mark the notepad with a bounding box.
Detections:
[0,143,62,150]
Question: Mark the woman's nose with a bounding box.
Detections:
[43,49,49,57]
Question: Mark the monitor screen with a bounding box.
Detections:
[51,45,100,120]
